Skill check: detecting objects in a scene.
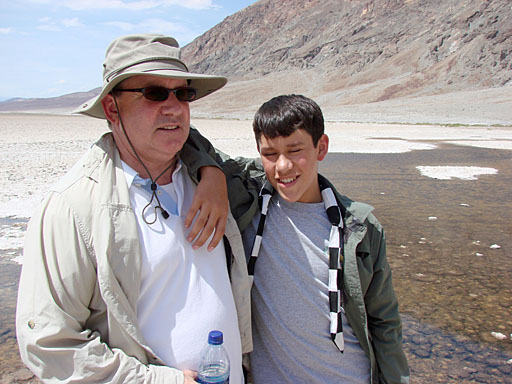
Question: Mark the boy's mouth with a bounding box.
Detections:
[278,176,298,185]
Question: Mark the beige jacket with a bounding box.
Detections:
[16,133,252,383]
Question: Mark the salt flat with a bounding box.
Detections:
[1,113,511,383]
[0,113,511,262]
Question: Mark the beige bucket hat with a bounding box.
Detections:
[74,34,227,119]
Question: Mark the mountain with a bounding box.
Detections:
[1,0,511,124]
[180,0,511,119]
[0,88,101,113]
[184,0,511,85]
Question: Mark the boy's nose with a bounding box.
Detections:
[276,155,293,172]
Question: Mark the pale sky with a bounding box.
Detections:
[0,0,257,100]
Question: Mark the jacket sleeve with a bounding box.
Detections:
[363,222,410,384]
[16,196,185,384]
[180,125,224,179]
[181,126,265,231]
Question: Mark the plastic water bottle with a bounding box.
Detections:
[197,330,230,384]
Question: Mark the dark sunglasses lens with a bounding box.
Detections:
[176,88,197,102]
[143,87,169,101]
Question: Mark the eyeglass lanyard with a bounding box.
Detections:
[113,94,175,224]
[248,179,345,353]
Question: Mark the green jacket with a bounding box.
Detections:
[185,128,410,384]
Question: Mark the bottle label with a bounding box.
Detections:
[196,378,229,384]
[196,376,229,384]
[197,363,229,384]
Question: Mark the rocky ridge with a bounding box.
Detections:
[180,0,512,119]
[1,0,511,123]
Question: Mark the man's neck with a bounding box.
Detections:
[122,154,178,185]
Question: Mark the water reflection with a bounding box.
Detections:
[402,315,512,383]
[0,144,511,383]
[320,144,512,382]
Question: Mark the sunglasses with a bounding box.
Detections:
[113,86,197,102]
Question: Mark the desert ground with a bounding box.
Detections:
[0,112,511,383]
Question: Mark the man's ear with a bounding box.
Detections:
[317,134,329,161]
[101,94,119,125]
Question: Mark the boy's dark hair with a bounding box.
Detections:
[253,94,324,146]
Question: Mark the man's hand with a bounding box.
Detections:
[185,166,228,251]
[183,369,198,383]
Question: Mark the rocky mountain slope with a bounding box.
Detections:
[1,0,511,123]
[181,0,511,117]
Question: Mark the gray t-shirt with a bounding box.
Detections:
[243,195,370,384]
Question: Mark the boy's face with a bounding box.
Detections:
[258,129,328,203]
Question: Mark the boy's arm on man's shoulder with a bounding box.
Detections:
[180,126,226,180]
[182,126,265,231]
[183,126,264,179]
[364,224,410,384]
[182,126,264,179]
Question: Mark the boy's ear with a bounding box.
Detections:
[317,134,329,161]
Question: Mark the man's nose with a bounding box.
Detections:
[161,93,183,114]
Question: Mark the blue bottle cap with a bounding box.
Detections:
[208,330,223,345]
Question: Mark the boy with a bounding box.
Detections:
[244,95,409,383]
[187,94,409,383]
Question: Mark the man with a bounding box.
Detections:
[16,34,253,383]
[187,95,410,383]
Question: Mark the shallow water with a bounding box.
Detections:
[0,115,511,382]
[321,145,512,382]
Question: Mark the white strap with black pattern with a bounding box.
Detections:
[248,179,345,353]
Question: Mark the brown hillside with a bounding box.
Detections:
[182,0,511,117]
[1,0,510,124]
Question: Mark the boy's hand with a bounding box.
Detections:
[185,166,228,251]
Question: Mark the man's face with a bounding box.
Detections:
[102,75,191,174]
[258,129,328,203]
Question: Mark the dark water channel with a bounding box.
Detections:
[1,144,511,383]
[321,143,512,383]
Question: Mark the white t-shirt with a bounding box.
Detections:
[122,161,243,383]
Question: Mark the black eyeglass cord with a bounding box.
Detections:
[113,95,175,225]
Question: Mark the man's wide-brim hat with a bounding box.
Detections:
[74,34,227,119]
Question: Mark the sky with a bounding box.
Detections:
[0,0,257,100]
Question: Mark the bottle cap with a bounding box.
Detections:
[208,330,223,345]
